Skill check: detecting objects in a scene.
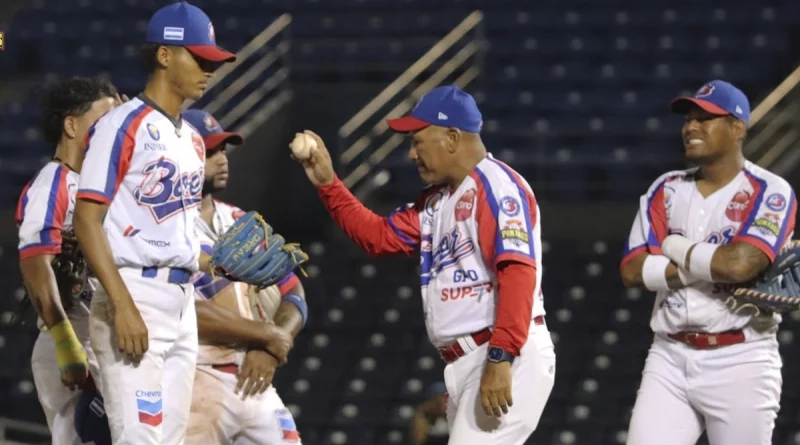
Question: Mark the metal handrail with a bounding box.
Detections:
[750,64,800,126]
[183,13,292,110]
[338,10,484,140]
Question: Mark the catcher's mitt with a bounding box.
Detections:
[52,231,89,312]
[210,211,309,288]
[732,240,800,313]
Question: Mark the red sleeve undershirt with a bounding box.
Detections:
[489,262,537,356]
[317,177,416,257]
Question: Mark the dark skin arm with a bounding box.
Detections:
[620,252,686,290]
[689,241,771,284]
[20,254,67,328]
[271,282,305,338]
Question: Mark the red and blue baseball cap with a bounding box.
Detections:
[669,80,750,125]
[183,109,243,149]
[387,85,483,133]
[146,1,236,63]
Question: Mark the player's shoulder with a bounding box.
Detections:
[743,161,793,192]
[644,168,696,194]
[213,199,247,220]
[93,98,154,133]
[471,155,532,196]
[27,161,68,190]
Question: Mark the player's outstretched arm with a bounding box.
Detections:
[73,199,149,359]
[292,130,419,257]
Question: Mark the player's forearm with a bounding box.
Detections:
[620,253,686,290]
[274,282,305,338]
[19,255,69,328]
[490,262,536,356]
[199,252,211,274]
[410,410,430,445]
[663,236,770,284]
[73,200,133,307]
[317,177,411,257]
[195,300,278,347]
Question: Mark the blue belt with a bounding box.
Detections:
[141,267,193,284]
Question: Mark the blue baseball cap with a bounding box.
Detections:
[669,80,750,125]
[146,1,236,63]
[183,109,243,149]
[387,85,483,133]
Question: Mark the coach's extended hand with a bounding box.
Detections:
[293,130,334,187]
[480,362,513,417]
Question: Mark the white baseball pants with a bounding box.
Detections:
[186,365,301,445]
[444,322,556,445]
[31,313,98,445]
[626,334,782,445]
[89,267,197,445]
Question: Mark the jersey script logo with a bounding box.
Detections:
[133,157,202,223]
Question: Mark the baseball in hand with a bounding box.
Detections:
[290,133,316,160]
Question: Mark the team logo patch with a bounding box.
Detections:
[725,190,750,222]
[275,408,300,442]
[766,193,787,212]
[424,190,445,217]
[203,114,220,131]
[499,196,521,217]
[501,219,529,247]
[133,158,203,223]
[753,213,781,236]
[695,83,715,98]
[146,123,160,141]
[455,189,476,222]
[191,132,206,160]
[135,390,163,427]
[163,26,184,41]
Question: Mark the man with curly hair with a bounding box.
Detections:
[16,75,121,445]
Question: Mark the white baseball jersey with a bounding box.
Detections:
[76,97,205,271]
[16,161,91,322]
[192,200,299,366]
[389,155,545,347]
[622,160,797,336]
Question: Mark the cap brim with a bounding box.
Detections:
[386,116,431,133]
[185,45,237,63]
[205,132,243,150]
[669,97,729,116]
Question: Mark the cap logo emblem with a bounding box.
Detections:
[695,84,715,98]
[203,114,219,131]
[437,112,448,120]
[208,23,216,43]
[163,27,185,41]
[735,105,743,115]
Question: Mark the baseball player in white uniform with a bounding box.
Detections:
[296,85,556,445]
[182,109,306,444]
[16,76,120,445]
[72,3,235,444]
[620,80,797,445]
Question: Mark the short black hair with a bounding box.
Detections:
[140,43,161,73]
[40,76,118,145]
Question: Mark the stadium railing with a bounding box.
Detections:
[335,10,486,197]
[746,64,800,176]
[183,13,293,147]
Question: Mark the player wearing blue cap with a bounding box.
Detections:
[621,80,796,445]
[296,85,556,445]
[72,2,235,444]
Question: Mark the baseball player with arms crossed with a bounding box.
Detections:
[182,109,306,444]
[16,76,120,445]
[620,80,797,445]
[295,85,556,445]
[72,3,236,444]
